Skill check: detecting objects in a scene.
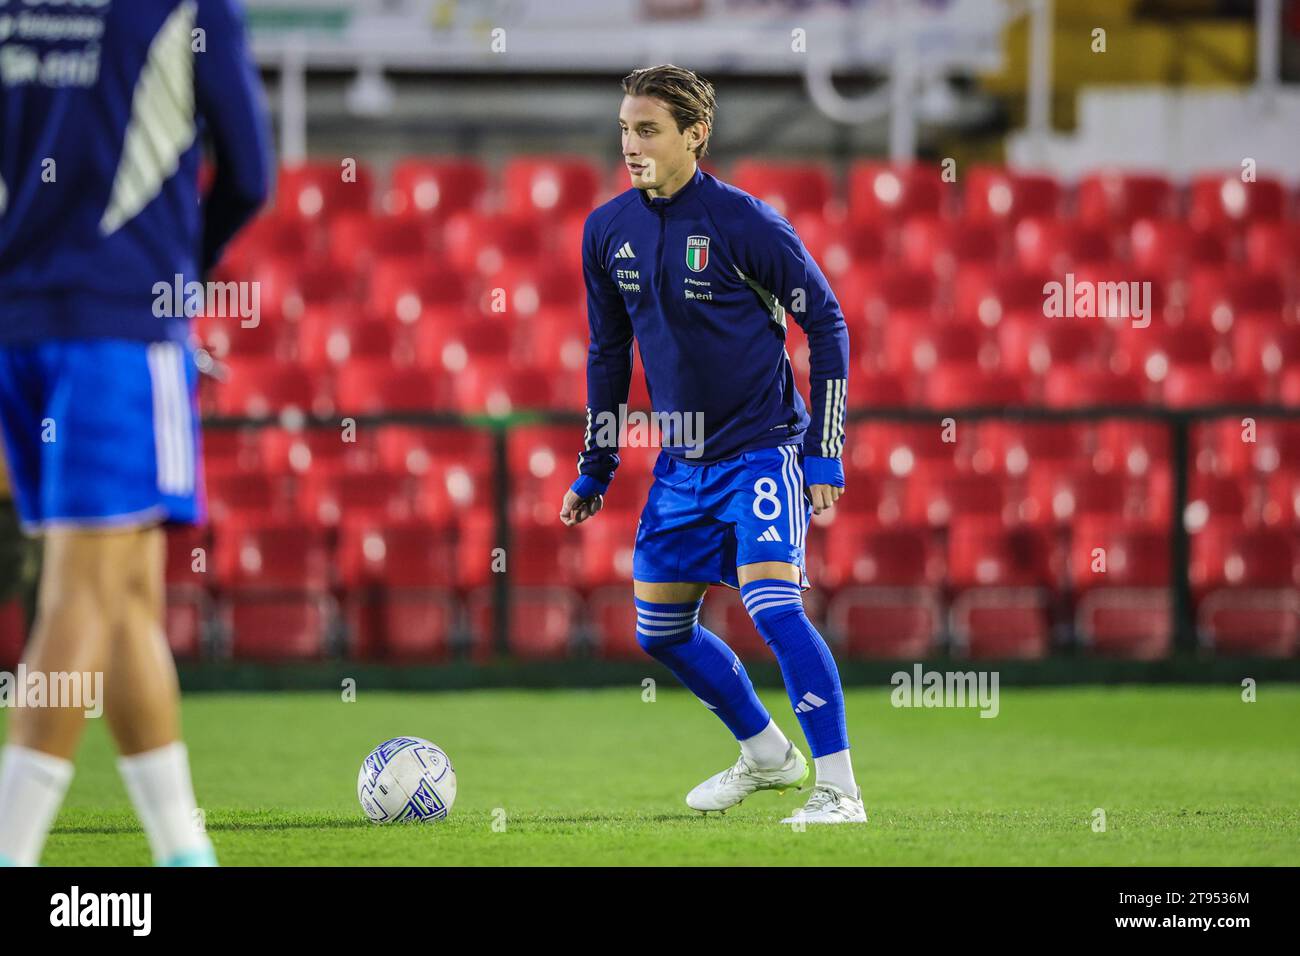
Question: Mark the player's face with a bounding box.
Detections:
[619,95,699,192]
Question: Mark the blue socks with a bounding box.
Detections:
[634,596,771,741]
[741,579,848,758]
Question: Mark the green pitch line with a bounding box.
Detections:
[4,685,1297,866]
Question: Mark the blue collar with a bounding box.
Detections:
[640,165,705,212]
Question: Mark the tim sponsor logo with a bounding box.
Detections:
[50,886,151,937]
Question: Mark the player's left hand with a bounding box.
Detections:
[807,483,843,515]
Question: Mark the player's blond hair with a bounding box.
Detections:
[621,64,715,159]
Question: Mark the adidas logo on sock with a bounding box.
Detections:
[614,241,635,258]
[795,691,827,713]
[757,525,782,543]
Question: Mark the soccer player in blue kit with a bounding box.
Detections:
[0,0,271,864]
[560,65,865,823]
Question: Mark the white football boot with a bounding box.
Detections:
[780,782,868,824]
[686,743,810,814]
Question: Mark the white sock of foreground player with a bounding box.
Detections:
[118,741,214,865]
[0,744,75,866]
[813,748,858,795]
[739,718,792,769]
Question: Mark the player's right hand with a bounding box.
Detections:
[559,489,604,526]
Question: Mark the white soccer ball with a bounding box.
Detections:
[357,736,457,823]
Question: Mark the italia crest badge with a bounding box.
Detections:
[685,235,710,272]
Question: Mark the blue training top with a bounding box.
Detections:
[0,0,272,345]
[574,165,849,497]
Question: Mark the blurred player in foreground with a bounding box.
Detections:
[561,65,863,823]
[0,0,270,865]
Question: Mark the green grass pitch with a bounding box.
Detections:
[4,684,1298,866]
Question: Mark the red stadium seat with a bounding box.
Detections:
[997,315,1109,378]
[848,162,947,222]
[1127,218,1229,277]
[441,212,546,276]
[1191,526,1299,655]
[503,155,602,219]
[1043,368,1148,408]
[1076,172,1176,226]
[327,212,436,274]
[1162,369,1266,409]
[194,310,291,361]
[225,597,331,661]
[820,519,942,656]
[202,427,265,475]
[276,160,374,220]
[826,586,940,659]
[205,471,296,524]
[899,218,1003,279]
[964,167,1062,224]
[792,215,887,278]
[701,591,779,661]
[367,257,470,325]
[217,214,317,275]
[1232,315,1300,381]
[977,420,1091,478]
[1243,221,1300,276]
[1071,519,1173,659]
[1262,468,1300,528]
[953,268,1053,329]
[299,471,441,527]
[374,425,493,478]
[258,425,376,477]
[1091,420,1170,477]
[573,514,637,589]
[947,519,1058,658]
[213,521,332,589]
[588,587,640,659]
[1186,270,1287,332]
[216,357,333,418]
[510,587,584,659]
[386,157,488,218]
[884,320,991,376]
[1189,173,1288,229]
[924,367,1027,408]
[508,522,585,586]
[467,586,579,660]
[164,526,211,659]
[475,262,584,318]
[298,311,399,368]
[217,520,336,661]
[347,589,458,661]
[335,361,458,414]
[338,522,459,661]
[730,161,836,219]
[1013,216,1113,273]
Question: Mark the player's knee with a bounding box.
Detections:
[633,598,702,655]
[740,579,808,643]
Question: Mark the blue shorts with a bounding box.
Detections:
[633,444,812,590]
[0,339,204,534]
